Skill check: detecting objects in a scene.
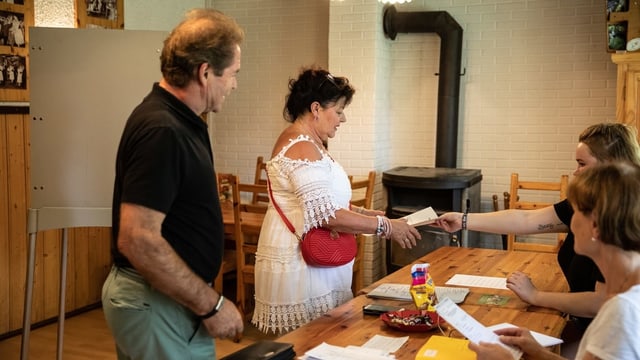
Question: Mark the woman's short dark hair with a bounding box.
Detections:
[283,66,355,122]
[567,161,640,252]
[160,9,244,88]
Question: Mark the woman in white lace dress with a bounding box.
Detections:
[252,67,422,334]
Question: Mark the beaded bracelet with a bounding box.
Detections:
[383,216,392,238]
[198,294,225,320]
[375,215,384,236]
[375,215,392,238]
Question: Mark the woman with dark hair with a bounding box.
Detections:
[470,162,640,360]
[252,66,421,334]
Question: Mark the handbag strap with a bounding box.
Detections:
[266,173,302,241]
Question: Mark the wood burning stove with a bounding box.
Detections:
[383,166,482,273]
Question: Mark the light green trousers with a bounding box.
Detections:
[102,266,215,360]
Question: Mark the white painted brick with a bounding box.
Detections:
[211,0,615,257]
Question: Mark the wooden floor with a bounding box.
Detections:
[0,308,277,360]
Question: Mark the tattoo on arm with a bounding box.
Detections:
[536,222,563,231]
[537,223,555,231]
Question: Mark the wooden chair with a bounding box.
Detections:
[507,173,569,253]
[229,174,268,317]
[252,156,270,205]
[213,173,236,295]
[348,171,376,294]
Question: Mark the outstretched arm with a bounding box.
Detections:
[432,206,568,235]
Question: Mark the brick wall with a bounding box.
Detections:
[216,0,616,252]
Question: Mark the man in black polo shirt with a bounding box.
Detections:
[102,9,244,359]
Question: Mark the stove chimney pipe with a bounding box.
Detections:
[383,5,463,168]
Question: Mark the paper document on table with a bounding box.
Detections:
[302,342,395,360]
[435,298,522,360]
[401,206,438,227]
[487,323,563,347]
[435,286,470,304]
[445,274,508,290]
[362,334,409,353]
[366,283,412,301]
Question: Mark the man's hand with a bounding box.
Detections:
[202,298,244,339]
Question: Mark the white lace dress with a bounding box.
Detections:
[251,135,354,334]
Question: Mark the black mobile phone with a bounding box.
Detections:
[362,304,403,316]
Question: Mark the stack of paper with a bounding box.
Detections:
[366,283,412,301]
[301,335,408,360]
[301,341,397,360]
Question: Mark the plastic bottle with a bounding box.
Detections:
[410,263,436,312]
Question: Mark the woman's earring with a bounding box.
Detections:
[591,237,597,242]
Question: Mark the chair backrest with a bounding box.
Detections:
[348,170,376,294]
[252,156,270,205]
[229,174,267,317]
[507,173,569,253]
[349,170,376,209]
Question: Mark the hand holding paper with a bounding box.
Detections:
[434,298,523,360]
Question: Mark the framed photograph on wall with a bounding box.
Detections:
[76,0,124,29]
[0,0,33,101]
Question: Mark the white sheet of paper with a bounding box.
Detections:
[487,323,564,347]
[303,342,395,360]
[401,206,438,226]
[435,298,522,360]
[366,283,412,301]
[445,274,508,290]
[362,334,409,353]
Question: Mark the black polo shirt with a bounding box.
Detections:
[111,83,223,282]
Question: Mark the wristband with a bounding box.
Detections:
[198,294,225,320]
[462,199,470,231]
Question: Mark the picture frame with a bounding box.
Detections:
[76,0,124,29]
[0,0,33,102]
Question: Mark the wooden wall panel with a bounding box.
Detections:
[7,113,28,331]
[0,112,112,338]
[0,114,10,334]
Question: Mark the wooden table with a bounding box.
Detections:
[276,246,569,359]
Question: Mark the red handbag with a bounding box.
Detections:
[267,177,357,267]
[299,227,357,267]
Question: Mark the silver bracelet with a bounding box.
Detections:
[199,294,225,319]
